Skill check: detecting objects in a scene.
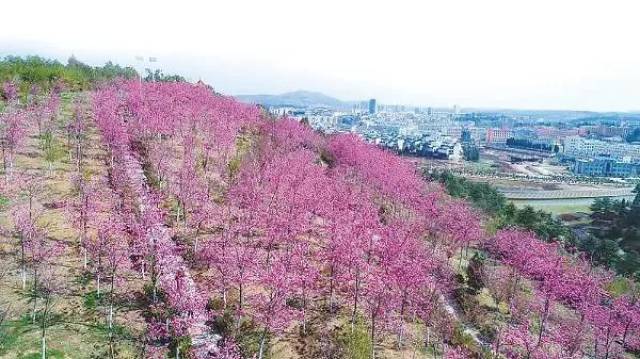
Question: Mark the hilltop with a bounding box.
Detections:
[236,90,347,109]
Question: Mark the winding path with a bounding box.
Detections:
[439,293,491,350]
[121,151,220,357]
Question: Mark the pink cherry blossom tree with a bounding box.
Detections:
[1,81,18,102]
[0,109,27,178]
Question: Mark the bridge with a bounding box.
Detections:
[500,187,636,200]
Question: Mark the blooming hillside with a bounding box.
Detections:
[0,79,638,359]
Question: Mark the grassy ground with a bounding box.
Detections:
[510,198,592,215]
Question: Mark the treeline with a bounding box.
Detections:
[429,171,569,240]
[585,190,640,279]
[505,137,559,153]
[0,55,138,94]
[1,55,188,99]
[143,68,186,83]
[428,171,640,280]
[462,144,479,162]
[428,171,507,215]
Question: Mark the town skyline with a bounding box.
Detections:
[4,46,640,114]
[2,0,640,112]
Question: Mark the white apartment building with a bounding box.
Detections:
[564,136,640,162]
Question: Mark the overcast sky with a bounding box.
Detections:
[2,0,640,111]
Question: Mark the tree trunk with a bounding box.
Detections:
[236,282,244,332]
[537,296,550,347]
[328,265,336,312]
[32,268,38,324]
[370,313,376,359]
[41,295,50,359]
[109,271,116,359]
[32,296,38,324]
[21,240,27,290]
[621,320,631,349]
[41,336,46,359]
[2,146,6,175]
[152,281,157,303]
[604,325,612,359]
[109,298,114,329]
[351,269,360,333]
[222,288,227,309]
[396,296,407,349]
[258,329,268,359]
[509,271,520,303]
[21,264,27,291]
[302,306,307,336]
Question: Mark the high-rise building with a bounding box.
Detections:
[368,99,377,114]
[461,128,472,143]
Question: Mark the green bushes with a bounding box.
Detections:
[429,170,570,242]
[83,290,103,310]
[430,170,506,215]
[210,311,273,359]
[336,319,372,359]
[0,55,138,95]
[430,170,640,281]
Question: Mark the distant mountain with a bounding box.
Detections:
[236,90,347,109]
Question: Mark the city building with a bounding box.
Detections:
[486,128,513,144]
[573,156,640,177]
[535,127,587,141]
[460,128,472,143]
[369,99,377,114]
[564,136,640,162]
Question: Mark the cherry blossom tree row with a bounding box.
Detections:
[84,79,640,359]
[92,85,214,357]
[87,80,480,358]
[485,229,640,358]
[1,81,67,359]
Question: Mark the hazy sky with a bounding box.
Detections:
[2,0,640,111]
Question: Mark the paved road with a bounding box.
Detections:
[499,187,635,200]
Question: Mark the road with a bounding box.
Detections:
[499,187,635,200]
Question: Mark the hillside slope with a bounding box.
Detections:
[1,70,639,359]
